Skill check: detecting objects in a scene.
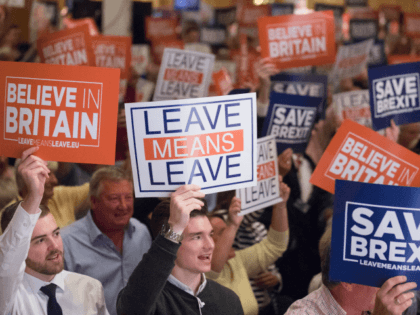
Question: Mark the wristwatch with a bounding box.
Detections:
[160,222,183,243]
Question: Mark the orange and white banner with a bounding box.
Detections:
[125,93,257,197]
[258,11,336,70]
[145,17,178,41]
[91,35,131,102]
[310,120,420,194]
[37,25,95,67]
[212,67,234,96]
[0,61,120,164]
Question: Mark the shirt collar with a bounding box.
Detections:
[168,274,207,296]
[86,211,135,244]
[25,270,66,296]
[321,284,347,315]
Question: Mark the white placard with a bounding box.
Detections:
[236,135,282,216]
[333,90,372,128]
[153,48,215,101]
[126,93,258,197]
[330,39,373,84]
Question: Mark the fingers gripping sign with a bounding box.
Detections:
[372,276,417,315]
[19,146,50,213]
[168,184,205,234]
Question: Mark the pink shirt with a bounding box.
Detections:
[285,284,346,315]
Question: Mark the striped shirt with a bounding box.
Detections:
[233,209,281,309]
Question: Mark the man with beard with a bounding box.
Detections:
[0,147,109,315]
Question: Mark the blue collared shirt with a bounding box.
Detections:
[61,211,152,315]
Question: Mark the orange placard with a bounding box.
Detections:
[388,55,420,65]
[212,67,233,96]
[37,25,95,67]
[310,120,420,194]
[236,4,269,27]
[63,17,99,36]
[404,13,420,38]
[258,11,336,70]
[0,61,120,165]
[145,17,178,41]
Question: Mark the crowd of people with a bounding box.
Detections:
[2,1,420,315]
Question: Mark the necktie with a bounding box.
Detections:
[40,283,63,315]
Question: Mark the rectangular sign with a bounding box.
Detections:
[215,7,236,26]
[310,119,420,194]
[153,48,215,101]
[62,17,99,36]
[333,90,371,128]
[330,39,373,82]
[349,19,378,41]
[314,3,344,41]
[262,92,321,154]
[345,0,368,7]
[0,61,120,164]
[212,67,233,96]
[330,180,420,287]
[91,35,132,102]
[368,62,420,130]
[236,135,282,216]
[174,0,199,11]
[237,4,269,27]
[200,27,226,46]
[368,39,387,67]
[258,11,336,70]
[145,17,178,41]
[271,72,328,118]
[125,93,257,197]
[37,25,95,67]
[404,13,420,38]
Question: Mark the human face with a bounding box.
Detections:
[26,214,64,282]
[175,216,215,275]
[209,217,236,260]
[91,180,134,231]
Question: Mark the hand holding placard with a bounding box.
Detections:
[168,184,205,234]
[372,276,416,315]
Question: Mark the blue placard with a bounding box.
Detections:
[261,92,322,154]
[174,0,199,11]
[346,0,368,7]
[349,19,378,41]
[330,180,420,287]
[270,72,328,119]
[368,39,387,68]
[368,62,420,130]
[271,3,294,16]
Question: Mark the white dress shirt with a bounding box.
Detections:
[0,204,110,315]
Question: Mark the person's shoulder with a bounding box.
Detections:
[60,215,89,239]
[129,218,152,237]
[62,270,103,291]
[203,279,243,313]
[206,279,240,299]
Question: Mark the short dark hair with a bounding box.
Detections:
[150,198,208,239]
[1,201,50,233]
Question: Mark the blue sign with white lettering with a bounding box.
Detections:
[262,92,322,154]
[368,62,420,130]
[174,0,199,11]
[330,180,420,287]
[270,72,328,119]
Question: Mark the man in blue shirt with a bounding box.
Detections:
[61,166,152,315]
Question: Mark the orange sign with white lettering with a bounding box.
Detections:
[0,61,120,164]
[310,120,420,194]
[146,17,178,41]
[63,17,99,36]
[37,25,95,67]
[258,11,336,70]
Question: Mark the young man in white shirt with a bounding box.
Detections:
[0,147,109,315]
